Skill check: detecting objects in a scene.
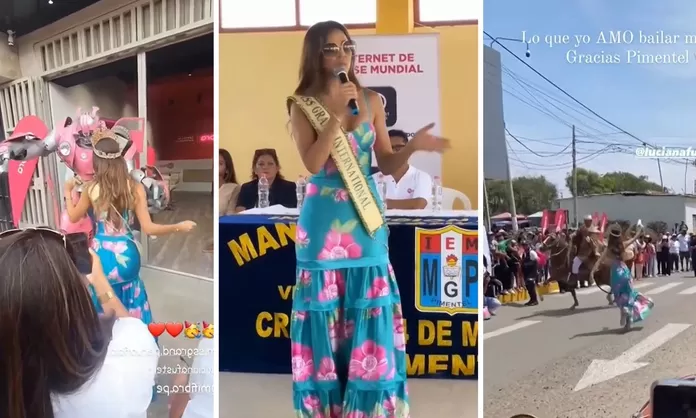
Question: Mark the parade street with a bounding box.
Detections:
[483,272,696,418]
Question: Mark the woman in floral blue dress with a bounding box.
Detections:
[64,128,196,323]
[287,21,449,418]
[592,224,654,330]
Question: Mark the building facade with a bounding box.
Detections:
[556,192,696,231]
[1,0,214,279]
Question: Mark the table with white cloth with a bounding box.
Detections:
[219,206,480,379]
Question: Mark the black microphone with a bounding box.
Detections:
[335,69,359,116]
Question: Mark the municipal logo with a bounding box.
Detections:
[414,225,478,315]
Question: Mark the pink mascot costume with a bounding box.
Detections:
[0,107,170,235]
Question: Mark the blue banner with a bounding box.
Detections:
[219,214,479,379]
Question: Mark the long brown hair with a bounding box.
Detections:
[220,148,237,184]
[293,20,362,97]
[90,134,138,228]
[0,229,112,418]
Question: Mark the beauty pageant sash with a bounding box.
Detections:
[289,95,384,236]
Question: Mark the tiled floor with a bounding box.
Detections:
[147,191,213,278]
[220,373,479,417]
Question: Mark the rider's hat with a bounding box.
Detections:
[587,225,600,233]
[608,223,622,237]
[584,214,593,220]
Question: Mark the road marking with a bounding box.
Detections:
[633,282,654,290]
[483,320,541,340]
[577,286,604,295]
[577,282,652,295]
[645,282,682,295]
[678,284,696,295]
[574,323,692,391]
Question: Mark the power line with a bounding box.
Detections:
[484,31,656,149]
[506,127,571,157]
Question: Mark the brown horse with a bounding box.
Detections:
[540,232,613,309]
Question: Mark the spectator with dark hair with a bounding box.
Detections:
[236,148,297,211]
[0,227,158,418]
[520,239,540,306]
[372,129,434,210]
[219,148,239,216]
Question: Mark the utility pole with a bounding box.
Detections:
[572,125,578,228]
[684,159,689,195]
[483,180,492,232]
[504,123,519,231]
[658,157,664,190]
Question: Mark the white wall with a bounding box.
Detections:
[48,76,138,198]
[0,32,21,83]
[557,194,690,229]
[685,202,696,231]
[16,0,139,78]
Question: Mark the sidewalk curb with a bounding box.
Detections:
[496,281,560,304]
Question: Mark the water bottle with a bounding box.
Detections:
[377,174,388,211]
[258,175,270,208]
[431,176,443,212]
[296,176,307,209]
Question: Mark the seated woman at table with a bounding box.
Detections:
[206,148,240,252]
[219,148,240,216]
[372,129,433,210]
[235,148,297,212]
[286,21,449,417]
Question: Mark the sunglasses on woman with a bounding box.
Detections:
[0,227,92,274]
[322,40,356,58]
[0,226,67,246]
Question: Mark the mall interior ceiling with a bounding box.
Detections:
[0,0,100,36]
[53,33,214,87]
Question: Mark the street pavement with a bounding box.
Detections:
[484,271,696,418]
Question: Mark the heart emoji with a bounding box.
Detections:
[148,322,165,338]
[165,322,184,338]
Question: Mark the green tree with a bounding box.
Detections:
[486,176,558,215]
[565,168,664,196]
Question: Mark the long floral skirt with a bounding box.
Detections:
[290,263,410,418]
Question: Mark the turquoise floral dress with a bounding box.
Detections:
[291,99,410,418]
[89,210,152,325]
[610,260,653,327]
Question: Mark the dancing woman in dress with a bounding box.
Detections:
[286,20,449,417]
[591,223,654,330]
[64,128,196,322]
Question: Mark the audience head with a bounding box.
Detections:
[294,20,360,95]
[0,228,112,418]
[388,129,409,153]
[219,148,236,184]
[252,148,283,181]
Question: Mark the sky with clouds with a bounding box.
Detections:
[484,0,696,196]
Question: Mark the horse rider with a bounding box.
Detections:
[570,215,602,288]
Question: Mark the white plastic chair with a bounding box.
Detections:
[441,187,472,210]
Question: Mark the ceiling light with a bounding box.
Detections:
[48,0,53,4]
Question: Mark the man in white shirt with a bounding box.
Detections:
[678,229,690,271]
[670,235,681,273]
[373,129,433,210]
